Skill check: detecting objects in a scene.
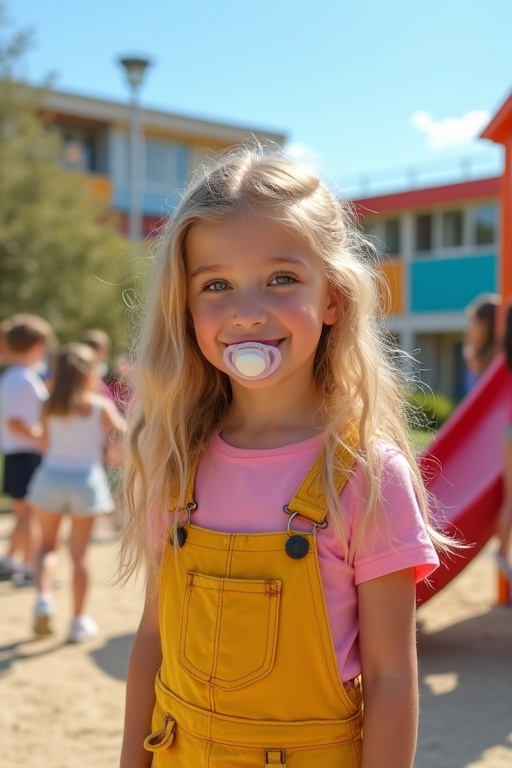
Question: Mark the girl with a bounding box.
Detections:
[28,343,126,642]
[463,293,501,392]
[119,146,446,768]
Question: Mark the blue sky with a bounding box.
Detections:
[6,0,511,194]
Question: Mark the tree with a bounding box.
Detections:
[0,2,135,349]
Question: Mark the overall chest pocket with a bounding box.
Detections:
[179,571,282,690]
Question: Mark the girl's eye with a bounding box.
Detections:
[269,273,296,286]
[204,280,228,292]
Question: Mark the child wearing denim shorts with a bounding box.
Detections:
[28,342,126,642]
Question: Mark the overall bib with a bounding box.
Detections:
[144,444,363,767]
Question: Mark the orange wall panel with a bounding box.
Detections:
[84,174,112,202]
[379,261,403,315]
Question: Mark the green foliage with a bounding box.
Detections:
[0,2,134,349]
[409,429,433,453]
[407,390,455,431]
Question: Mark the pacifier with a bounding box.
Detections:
[223,342,282,381]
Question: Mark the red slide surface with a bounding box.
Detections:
[416,355,509,605]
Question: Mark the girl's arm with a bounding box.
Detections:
[101,397,127,436]
[7,417,45,450]
[101,398,127,469]
[357,567,418,768]
[119,567,162,768]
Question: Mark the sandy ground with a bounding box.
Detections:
[1,512,511,768]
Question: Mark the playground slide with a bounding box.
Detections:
[416,355,509,605]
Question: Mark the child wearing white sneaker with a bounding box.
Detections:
[0,314,53,586]
[28,343,126,641]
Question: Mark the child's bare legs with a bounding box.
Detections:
[9,497,41,569]
[34,507,62,592]
[33,506,61,635]
[32,510,98,639]
[69,515,95,618]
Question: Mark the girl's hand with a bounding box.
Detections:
[7,418,46,451]
[119,567,162,768]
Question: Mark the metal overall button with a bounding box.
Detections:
[170,502,197,548]
[283,506,328,559]
[285,534,309,559]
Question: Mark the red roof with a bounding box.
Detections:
[352,176,500,217]
[481,91,512,144]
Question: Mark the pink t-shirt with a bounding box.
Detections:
[189,433,439,682]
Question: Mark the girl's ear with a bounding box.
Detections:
[323,284,342,326]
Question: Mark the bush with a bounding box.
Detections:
[407,390,455,431]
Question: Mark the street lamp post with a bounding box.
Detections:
[118,56,151,246]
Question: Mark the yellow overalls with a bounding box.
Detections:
[144,443,363,767]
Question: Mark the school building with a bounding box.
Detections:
[39,88,286,239]
[352,176,500,400]
[351,86,512,402]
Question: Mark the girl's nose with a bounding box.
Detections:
[231,291,267,327]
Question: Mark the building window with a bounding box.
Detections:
[473,204,498,245]
[146,142,167,183]
[361,219,376,238]
[144,140,189,190]
[415,214,433,252]
[61,128,99,172]
[383,218,401,255]
[442,210,464,248]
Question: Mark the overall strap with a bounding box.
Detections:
[286,427,359,526]
[168,458,199,512]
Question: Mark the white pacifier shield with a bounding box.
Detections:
[223,342,282,381]
[234,350,267,377]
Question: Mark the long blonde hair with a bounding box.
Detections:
[119,144,446,581]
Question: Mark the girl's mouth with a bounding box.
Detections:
[227,339,282,347]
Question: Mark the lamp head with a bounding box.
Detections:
[119,56,151,89]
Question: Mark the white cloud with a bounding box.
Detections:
[410,109,491,149]
[284,141,323,167]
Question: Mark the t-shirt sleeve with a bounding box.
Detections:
[3,376,40,422]
[348,445,439,585]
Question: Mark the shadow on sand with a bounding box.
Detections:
[90,632,134,682]
[416,604,512,768]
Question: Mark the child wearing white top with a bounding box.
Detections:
[28,343,126,642]
[0,314,52,585]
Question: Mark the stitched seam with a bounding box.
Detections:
[184,584,278,594]
[184,541,287,553]
[167,720,361,748]
[209,576,224,685]
[304,552,349,707]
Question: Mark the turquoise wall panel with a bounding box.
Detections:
[114,187,185,216]
[411,255,497,312]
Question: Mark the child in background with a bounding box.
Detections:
[463,293,501,392]
[80,328,114,399]
[80,328,123,518]
[119,147,447,768]
[28,343,126,642]
[0,314,53,585]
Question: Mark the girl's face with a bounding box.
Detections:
[467,316,488,351]
[185,213,340,389]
